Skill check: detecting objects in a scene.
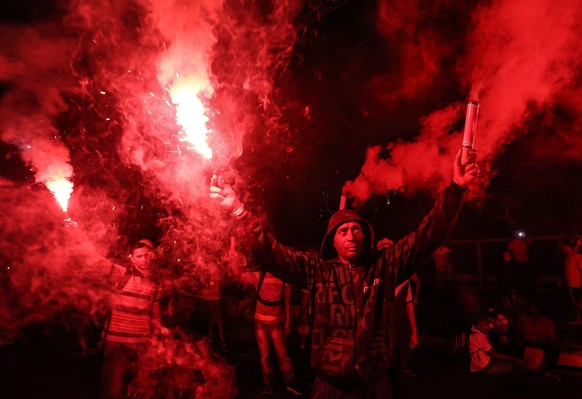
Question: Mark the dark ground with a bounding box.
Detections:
[2,281,582,399]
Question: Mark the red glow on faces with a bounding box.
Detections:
[334,222,365,264]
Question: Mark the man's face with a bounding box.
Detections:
[131,247,153,274]
[477,320,491,334]
[333,221,365,264]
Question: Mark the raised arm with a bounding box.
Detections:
[210,175,317,289]
[387,149,479,284]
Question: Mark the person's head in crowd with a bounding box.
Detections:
[130,239,155,275]
[526,298,542,319]
[376,238,394,251]
[486,307,509,335]
[474,317,492,335]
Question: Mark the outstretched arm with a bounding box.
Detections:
[210,176,316,290]
[388,149,480,284]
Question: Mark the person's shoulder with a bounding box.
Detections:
[516,313,528,322]
[112,263,127,271]
[109,263,128,278]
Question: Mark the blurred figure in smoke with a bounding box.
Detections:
[242,270,303,396]
[196,260,227,352]
[432,245,455,301]
[100,239,164,399]
[391,276,419,398]
[560,235,582,323]
[500,287,528,332]
[502,230,535,297]
[377,239,420,395]
[515,299,560,378]
[210,150,479,398]
[289,285,311,354]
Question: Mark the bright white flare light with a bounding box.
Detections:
[46,176,74,212]
[170,76,213,159]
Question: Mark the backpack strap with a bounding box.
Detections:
[257,297,284,307]
[255,270,285,306]
[256,269,267,294]
[116,270,133,291]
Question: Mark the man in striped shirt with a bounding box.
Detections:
[101,239,162,399]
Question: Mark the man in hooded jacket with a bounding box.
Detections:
[210,150,479,398]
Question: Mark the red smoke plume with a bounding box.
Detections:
[0,24,76,210]
[346,0,582,205]
[0,0,302,396]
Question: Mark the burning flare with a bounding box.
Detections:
[170,74,213,159]
[46,176,74,212]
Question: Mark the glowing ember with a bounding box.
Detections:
[46,176,74,212]
[170,75,213,159]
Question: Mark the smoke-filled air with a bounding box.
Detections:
[1,0,581,397]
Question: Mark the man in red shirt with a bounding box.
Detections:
[516,300,559,376]
[503,231,535,296]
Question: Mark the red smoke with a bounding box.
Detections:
[0,0,302,396]
[346,0,582,205]
[462,0,582,160]
[0,23,76,209]
[343,103,463,207]
[3,0,581,394]
[373,0,454,103]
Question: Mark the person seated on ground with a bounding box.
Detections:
[504,231,535,297]
[485,307,517,355]
[500,287,528,329]
[515,299,560,377]
[469,317,525,375]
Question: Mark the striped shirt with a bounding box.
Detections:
[246,272,286,324]
[105,264,160,343]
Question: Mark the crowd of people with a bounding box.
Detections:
[459,233,582,388]
[87,149,478,398]
[206,149,479,398]
[467,293,560,381]
[19,147,582,398]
